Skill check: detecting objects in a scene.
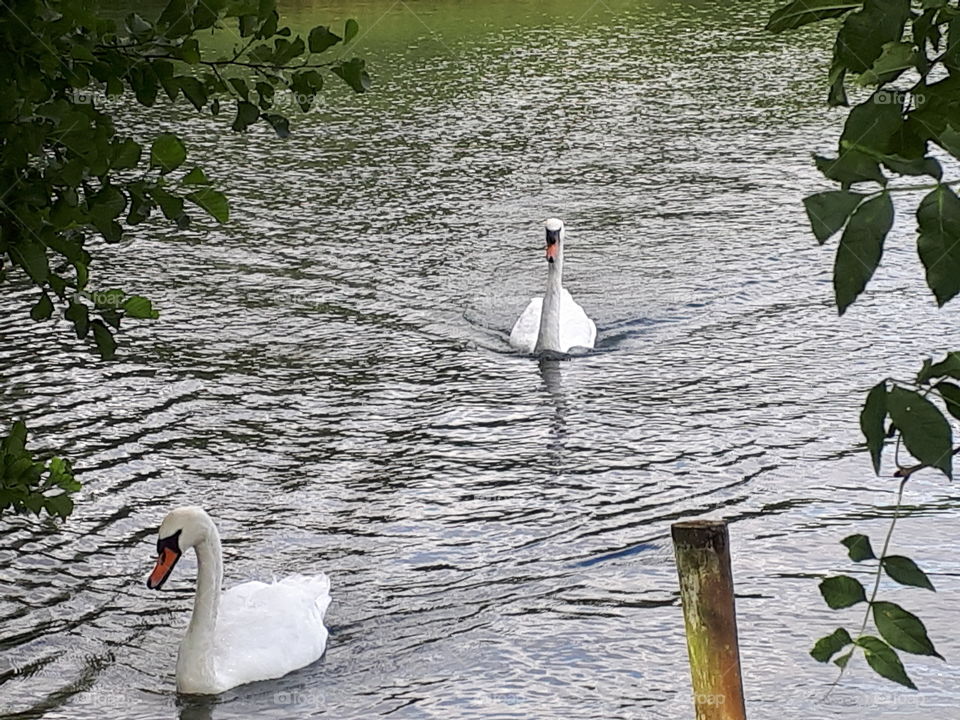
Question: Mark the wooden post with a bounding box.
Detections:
[671,520,747,720]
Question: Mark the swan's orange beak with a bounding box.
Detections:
[545,242,558,263]
[147,547,181,590]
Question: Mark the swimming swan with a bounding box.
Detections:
[509,218,597,354]
[146,506,331,694]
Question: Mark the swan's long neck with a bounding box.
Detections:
[535,254,563,353]
[177,520,223,689]
[188,527,223,636]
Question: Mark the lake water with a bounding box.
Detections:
[2,1,959,718]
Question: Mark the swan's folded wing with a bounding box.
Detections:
[509,297,542,354]
[559,289,597,351]
[215,573,331,688]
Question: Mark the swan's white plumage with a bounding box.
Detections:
[207,573,331,692]
[509,218,596,354]
[509,289,597,354]
[147,506,331,695]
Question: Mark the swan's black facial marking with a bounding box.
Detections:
[545,228,560,263]
[157,529,182,555]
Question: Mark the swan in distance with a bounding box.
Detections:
[509,218,597,354]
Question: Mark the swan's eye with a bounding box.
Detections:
[545,229,560,245]
[157,529,183,555]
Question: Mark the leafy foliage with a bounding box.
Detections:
[769,0,960,312]
[0,421,81,518]
[1,0,368,519]
[812,534,941,690]
[0,0,367,361]
[768,0,960,690]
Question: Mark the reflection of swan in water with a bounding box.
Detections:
[178,694,215,720]
[510,219,597,355]
[539,358,568,466]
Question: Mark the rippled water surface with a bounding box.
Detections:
[3,1,960,718]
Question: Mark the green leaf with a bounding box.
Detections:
[918,352,960,383]
[43,494,74,519]
[308,25,341,52]
[860,381,887,473]
[122,295,160,319]
[90,185,127,223]
[873,601,942,658]
[880,154,942,179]
[811,627,853,663]
[856,636,916,689]
[182,167,210,185]
[833,650,853,668]
[917,185,960,307]
[332,58,371,93]
[835,0,911,74]
[828,59,848,107]
[150,188,184,221]
[814,151,886,186]
[228,77,249,100]
[886,386,953,479]
[178,37,201,64]
[30,292,54,321]
[65,300,89,339]
[12,240,49,283]
[272,36,305,65]
[75,260,88,291]
[150,133,187,174]
[840,92,903,155]
[91,320,117,360]
[111,139,142,169]
[937,125,960,161]
[833,192,893,314]
[766,0,860,33]
[178,76,207,110]
[804,190,866,244]
[263,113,290,138]
[936,381,960,421]
[232,100,259,131]
[186,188,229,223]
[256,9,278,38]
[239,13,257,37]
[858,41,917,86]
[841,534,875,561]
[882,555,936,591]
[158,0,194,36]
[819,575,867,609]
[5,420,27,453]
[344,18,359,42]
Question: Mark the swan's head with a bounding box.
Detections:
[146,506,213,590]
[544,218,564,264]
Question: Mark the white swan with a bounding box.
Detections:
[146,506,331,695]
[510,218,597,354]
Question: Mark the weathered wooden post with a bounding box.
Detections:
[671,520,747,720]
